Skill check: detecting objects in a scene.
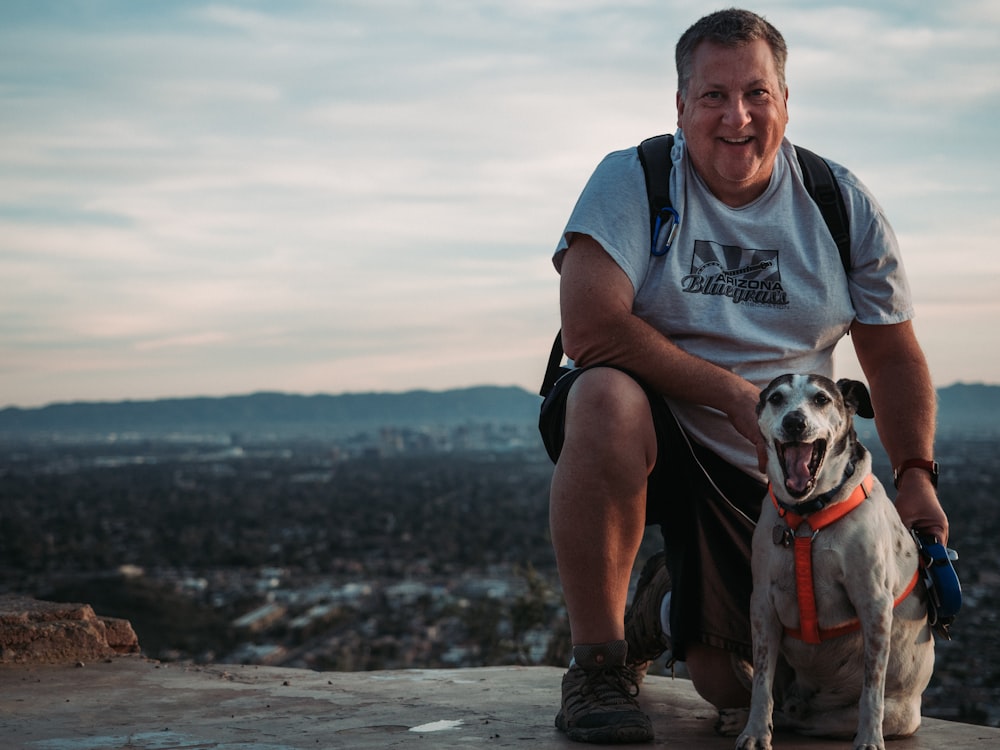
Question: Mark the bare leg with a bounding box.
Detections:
[687,644,752,708]
[549,368,657,645]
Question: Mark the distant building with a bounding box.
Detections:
[232,603,286,632]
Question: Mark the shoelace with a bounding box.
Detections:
[581,666,641,703]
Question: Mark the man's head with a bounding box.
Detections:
[676,9,787,99]
[675,9,790,207]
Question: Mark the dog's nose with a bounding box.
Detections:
[782,411,807,438]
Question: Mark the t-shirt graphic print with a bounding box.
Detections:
[681,241,787,308]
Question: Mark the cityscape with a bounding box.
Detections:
[1,409,997,728]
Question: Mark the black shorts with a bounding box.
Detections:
[539,365,766,661]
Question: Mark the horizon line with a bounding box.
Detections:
[3,379,999,413]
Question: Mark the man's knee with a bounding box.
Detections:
[564,368,657,459]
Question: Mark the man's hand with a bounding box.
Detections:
[723,382,768,473]
[895,471,949,545]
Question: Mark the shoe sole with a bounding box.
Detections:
[555,711,654,744]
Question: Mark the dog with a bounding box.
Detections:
[734,374,934,750]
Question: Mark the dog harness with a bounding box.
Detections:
[769,474,921,644]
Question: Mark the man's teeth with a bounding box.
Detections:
[723,137,751,144]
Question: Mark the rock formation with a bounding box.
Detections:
[0,595,140,664]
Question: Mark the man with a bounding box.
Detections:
[539,8,948,745]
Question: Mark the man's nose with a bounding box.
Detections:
[722,98,752,127]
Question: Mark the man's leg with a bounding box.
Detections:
[549,367,656,645]
[549,367,657,744]
[686,644,752,708]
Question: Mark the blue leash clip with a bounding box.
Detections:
[912,531,962,639]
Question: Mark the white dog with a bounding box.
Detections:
[735,374,934,750]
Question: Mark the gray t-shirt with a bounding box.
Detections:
[554,130,913,479]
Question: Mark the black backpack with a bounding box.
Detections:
[539,134,851,397]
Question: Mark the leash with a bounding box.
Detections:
[769,474,920,644]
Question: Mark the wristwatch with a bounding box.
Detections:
[893,458,939,489]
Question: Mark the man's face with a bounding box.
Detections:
[677,39,789,207]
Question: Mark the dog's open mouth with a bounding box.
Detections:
[778,440,827,498]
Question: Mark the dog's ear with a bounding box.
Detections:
[837,378,874,419]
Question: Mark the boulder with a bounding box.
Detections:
[0,595,140,665]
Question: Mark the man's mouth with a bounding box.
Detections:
[777,440,827,498]
[721,136,752,145]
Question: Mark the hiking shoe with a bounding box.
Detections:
[554,640,654,744]
[624,551,672,677]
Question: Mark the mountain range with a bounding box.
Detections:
[0,386,541,440]
[0,383,997,440]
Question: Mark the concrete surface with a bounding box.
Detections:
[1,657,997,749]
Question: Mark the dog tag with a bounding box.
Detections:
[772,525,793,548]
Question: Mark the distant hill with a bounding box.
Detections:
[0,386,542,440]
[935,382,1000,436]
[0,382,995,441]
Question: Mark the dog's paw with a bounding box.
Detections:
[853,737,885,750]
[715,707,749,736]
[854,717,886,749]
[734,731,772,750]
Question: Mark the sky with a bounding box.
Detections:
[2,0,999,409]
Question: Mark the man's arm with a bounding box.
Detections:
[850,319,948,542]
[559,234,767,468]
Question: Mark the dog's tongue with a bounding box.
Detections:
[783,442,815,494]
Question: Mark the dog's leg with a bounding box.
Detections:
[852,587,894,750]
[735,581,781,749]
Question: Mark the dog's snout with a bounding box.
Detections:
[782,410,807,437]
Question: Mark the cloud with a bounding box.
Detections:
[0,1,998,406]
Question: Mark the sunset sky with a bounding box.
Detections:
[2,1,998,408]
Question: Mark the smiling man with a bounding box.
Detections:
[677,37,788,207]
[538,8,947,745]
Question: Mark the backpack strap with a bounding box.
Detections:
[539,329,568,397]
[796,145,851,273]
[637,134,677,256]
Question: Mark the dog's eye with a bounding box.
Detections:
[767,392,785,406]
[813,392,831,407]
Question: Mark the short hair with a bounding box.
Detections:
[676,8,788,97]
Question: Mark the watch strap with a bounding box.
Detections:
[893,458,939,489]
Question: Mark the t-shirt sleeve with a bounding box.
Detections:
[834,164,915,325]
[553,148,651,295]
